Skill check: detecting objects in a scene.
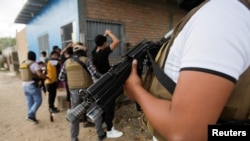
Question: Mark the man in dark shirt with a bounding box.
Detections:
[92,32,113,74]
[91,29,123,140]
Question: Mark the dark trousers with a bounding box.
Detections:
[103,101,115,131]
[95,101,115,137]
[46,82,58,109]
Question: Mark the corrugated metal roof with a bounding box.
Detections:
[14,0,50,24]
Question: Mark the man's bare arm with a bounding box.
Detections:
[104,29,119,51]
[124,60,235,141]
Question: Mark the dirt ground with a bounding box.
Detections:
[0,70,152,141]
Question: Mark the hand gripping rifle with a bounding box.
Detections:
[65,30,173,123]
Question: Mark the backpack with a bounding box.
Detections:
[65,56,93,89]
[142,0,250,140]
[19,60,35,81]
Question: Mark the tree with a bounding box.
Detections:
[0,37,16,50]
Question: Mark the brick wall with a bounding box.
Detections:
[85,0,186,46]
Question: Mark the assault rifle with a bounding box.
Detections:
[65,30,173,123]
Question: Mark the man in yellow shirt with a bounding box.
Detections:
[45,51,60,113]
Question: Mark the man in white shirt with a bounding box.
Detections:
[124,0,250,141]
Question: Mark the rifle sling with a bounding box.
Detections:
[146,50,176,94]
[73,57,91,75]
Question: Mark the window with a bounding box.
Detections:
[38,34,49,55]
[61,23,73,48]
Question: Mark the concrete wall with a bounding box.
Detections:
[26,0,79,57]
[16,28,28,64]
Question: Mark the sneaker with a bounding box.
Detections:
[83,121,95,128]
[49,107,60,113]
[106,127,123,138]
[26,117,38,125]
[98,132,106,141]
[152,136,158,141]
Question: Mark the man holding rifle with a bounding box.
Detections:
[124,0,250,141]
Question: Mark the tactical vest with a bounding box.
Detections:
[65,56,93,89]
[142,0,250,140]
[19,60,36,81]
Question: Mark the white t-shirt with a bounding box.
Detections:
[164,0,250,83]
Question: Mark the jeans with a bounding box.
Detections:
[70,89,84,141]
[23,83,42,119]
[95,114,105,137]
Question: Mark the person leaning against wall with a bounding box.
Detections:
[91,29,123,140]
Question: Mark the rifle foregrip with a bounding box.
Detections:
[65,101,89,123]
